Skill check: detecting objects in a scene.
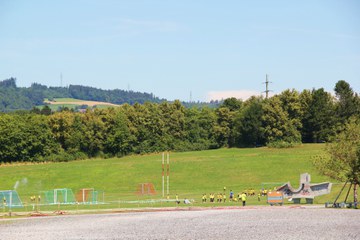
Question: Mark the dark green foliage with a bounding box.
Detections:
[262,96,301,145]
[220,97,242,111]
[68,85,163,105]
[0,79,359,162]
[233,96,265,147]
[0,114,60,162]
[334,80,360,123]
[301,88,336,143]
[0,78,164,111]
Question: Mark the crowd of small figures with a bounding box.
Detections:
[201,187,277,203]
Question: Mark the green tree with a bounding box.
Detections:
[103,108,133,156]
[48,111,76,151]
[261,96,301,146]
[41,105,52,115]
[220,97,242,111]
[0,114,59,162]
[184,107,216,150]
[314,117,360,208]
[278,89,303,131]
[233,96,265,147]
[334,80,360,123]
[213,107,233,147]
[302,88,336,143]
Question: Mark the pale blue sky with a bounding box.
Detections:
[1,0,359,101]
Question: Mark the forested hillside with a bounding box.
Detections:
[0,80,359,163]
[0,78,165,111]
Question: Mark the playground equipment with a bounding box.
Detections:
[76,188,104,204]
[136,183,156,195]
[41,188,76,205]
[0,190,23,208]
[277,173,332,204]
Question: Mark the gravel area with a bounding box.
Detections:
[0,206,359,240]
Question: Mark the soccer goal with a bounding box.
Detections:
[136,183,157,195]
[41,188,76,205]
[0,190,23,208]
[76,188,104,204]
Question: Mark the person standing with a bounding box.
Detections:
[229,190,234,201]
[241,192,247,206]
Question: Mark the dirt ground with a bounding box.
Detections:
[0,206,359,240]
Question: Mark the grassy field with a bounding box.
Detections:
[0,144,351,211]
[40,98,118,111]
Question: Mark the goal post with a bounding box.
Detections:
[136,183,157,195]
[0,190,23,208]
[41,188,76,205]
[76,188,103,204]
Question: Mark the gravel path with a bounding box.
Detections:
[0,206,359,240]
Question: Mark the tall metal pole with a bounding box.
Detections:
[167,152,170,196]
[265,74,269,99]
[60,73,63,87]
[162,153,165,197]
[263,74,272,99]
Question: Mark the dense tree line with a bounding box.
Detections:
[0,80,359,163]
[0,78,168,111]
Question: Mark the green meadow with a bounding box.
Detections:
[0,144,350,211]
[40,98,118,111]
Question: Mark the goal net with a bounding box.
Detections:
[0,190,23,208]
[76,188,103,204]
[42,188,76,205]
[136,183,156,195]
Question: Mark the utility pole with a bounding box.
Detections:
[60,73,63,87]
[263,74,272,99]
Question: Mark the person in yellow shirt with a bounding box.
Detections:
[175,194,180,204]
[202,194,207,203]
[241,192,247,206]
[223,193,226,203]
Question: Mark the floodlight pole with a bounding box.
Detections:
[167,152,170,196]
[162,152,165,197]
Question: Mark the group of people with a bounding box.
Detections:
[202,190,248,206]
[30,195,41,203]
[170,186,278,207]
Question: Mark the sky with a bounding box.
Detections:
[0,0,359,102]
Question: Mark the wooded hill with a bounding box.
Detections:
[0,78,165,111]
[0,78,220,111]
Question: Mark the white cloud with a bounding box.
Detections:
[207,90,265,101]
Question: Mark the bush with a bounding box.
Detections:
[44,151,89,162]
[267,140,300,148]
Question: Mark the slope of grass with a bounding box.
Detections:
[0,144,347,209]
[41,98,118,111]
